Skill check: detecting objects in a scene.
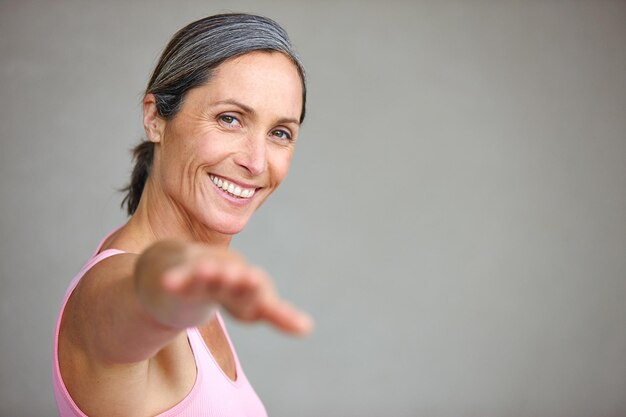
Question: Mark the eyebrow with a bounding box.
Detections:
[213,99,300,126]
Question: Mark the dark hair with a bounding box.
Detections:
[121,13,306,215]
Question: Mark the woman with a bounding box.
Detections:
[53,13,313,417]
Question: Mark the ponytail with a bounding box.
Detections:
[120,140,154,215]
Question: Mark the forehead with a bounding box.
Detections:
[194,51,303,119]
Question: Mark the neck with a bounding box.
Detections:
[118,179,232,253]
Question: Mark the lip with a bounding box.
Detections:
[208,173,262,206]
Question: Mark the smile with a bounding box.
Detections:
[209,174,257,199]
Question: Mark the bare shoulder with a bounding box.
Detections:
[57,252,141,414]
[76,252,139,304]
[58,252,140,378]
[57,252,196,416]
[61,252,138,347]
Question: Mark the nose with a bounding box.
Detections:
[234,133,267,177]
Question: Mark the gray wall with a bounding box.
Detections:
[1,1,625,416]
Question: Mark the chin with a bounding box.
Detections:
[212,224,245,236]
[204,215,250,236]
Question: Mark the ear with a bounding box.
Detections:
[143,93,165,143]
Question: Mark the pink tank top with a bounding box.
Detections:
[52,231,268,417]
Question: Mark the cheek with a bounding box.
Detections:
[195,132,234,165]
[269,149,293,185]
[161,141,195,181]
[157,138,206,194]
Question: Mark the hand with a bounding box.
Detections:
[136,241,313,336]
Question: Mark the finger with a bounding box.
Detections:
[227,266,273,310]
[217,266,270,319]
[227,266,313,335]
[259,298,314,336]
[163,259,217,295]
[191,259,221,289]
[220,258,247,285]
[191,258,257,305]
[228,266,263,296]
[161,244,219,293]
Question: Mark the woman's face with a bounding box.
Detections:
[151,51,303,235]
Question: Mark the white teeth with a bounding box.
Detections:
[209,174,256,199]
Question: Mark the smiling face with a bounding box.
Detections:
[146,51,304,236]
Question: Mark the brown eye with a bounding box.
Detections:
[219,115,241,128]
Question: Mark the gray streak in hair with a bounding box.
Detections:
[149,13,306,120]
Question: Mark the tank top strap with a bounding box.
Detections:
[91,225,125,255]
[90,248,126,265]
[214,311,244,372]
[67,225,127,295]
[62,249,126,301]
[53,231,129,417]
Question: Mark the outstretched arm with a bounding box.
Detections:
[62,240,313,365]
